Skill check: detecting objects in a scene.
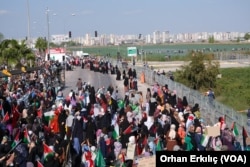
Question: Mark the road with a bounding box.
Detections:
[62,67,122,98]
[133,59,250,72]
[62,66,150,103]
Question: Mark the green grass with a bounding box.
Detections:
[69,43,250,61]
[214,67,250,111]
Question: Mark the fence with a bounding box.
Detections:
[111,59,250,142]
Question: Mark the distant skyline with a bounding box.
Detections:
[1,0,250,39]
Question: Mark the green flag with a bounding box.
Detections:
[95,149,106,167]
[155,138,162,151]
[118,100,124,108]
[231,122,239,136]
[112,123,119,140]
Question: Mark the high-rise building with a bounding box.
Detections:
[153,30,161,44]
[162,31,170,43]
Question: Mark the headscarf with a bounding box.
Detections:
[168,124,176,140]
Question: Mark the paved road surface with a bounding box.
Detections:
[134,60,250,72]
[62,66,150,102]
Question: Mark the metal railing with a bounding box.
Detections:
[111,59,250,141]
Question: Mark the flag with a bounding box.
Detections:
[3,112,10,122]
[112,123,119,140]
[43,143,54,161]
[44,111,55,123]
[12,105,20,128]
[37,160,44,167]
[123,125,138,135]
[95,149,106,167]
[200,134,210,147]
[120,153,126,167]
[37,109,42,118]
[155,138,162,151]
[242,126,248,150]
[117,100,124,108]
[123,125,132,135]
[231,122,239,136]
[23,129,31,144]
[130,104,137,111]
[11,130,20,148]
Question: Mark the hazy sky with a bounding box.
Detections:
[1,0,250,39]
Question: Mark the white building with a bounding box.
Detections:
[162,31,170,43]
[51,34,70,44]
[153,30,161,44]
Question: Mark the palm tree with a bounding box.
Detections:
[35,37,47,59]
[0,39,35,69]
[16,40,35,67]
[0,32,4,43]
[0,39,18,69]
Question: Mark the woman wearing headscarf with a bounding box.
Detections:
[182,96,188,108]
[85,116,96,146]
[72,112,84,154]
[221,128,235,150]
[26,141,36,167]
[184,124,197,151]
[165,124,180,151]
[58,109,67,139]
[119,115,130,149]
[194,126,205,151]
[123,76,129,93]
[70,91,77,108]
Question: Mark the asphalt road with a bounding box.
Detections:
[62,66,125,99]
[62,66,150,103]
[132,59,250,72]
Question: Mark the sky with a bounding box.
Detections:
[0,0,250,39]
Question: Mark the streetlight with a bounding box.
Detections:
[46,7,50,61]
[26,0,31,48]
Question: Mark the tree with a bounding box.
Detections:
[0,32,4,43]
[35,37,47,58]
[0,39,35,69]
[208,36,215,43]
[175,52,220,90]
[244,33,250,40]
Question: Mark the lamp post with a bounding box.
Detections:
[46,7,50,61]
[26,0,31,48]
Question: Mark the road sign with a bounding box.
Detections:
[127,47,137,57]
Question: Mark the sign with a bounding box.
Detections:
[206,126,220,137]
[127,47,137,57]
[126,143,136,160]
[138,156,156,167]
[46,48,66,54]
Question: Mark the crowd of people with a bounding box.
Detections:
[0,58,249,167]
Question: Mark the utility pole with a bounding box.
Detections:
[46,7,50,61]
[26,0,31,48]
